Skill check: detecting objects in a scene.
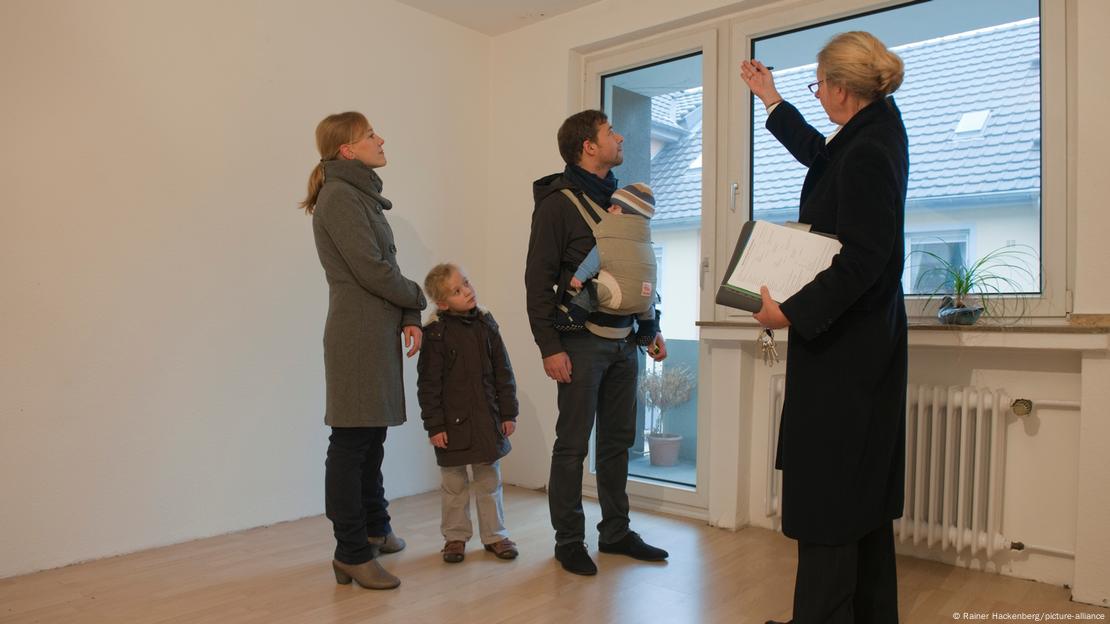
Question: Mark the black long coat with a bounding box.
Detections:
[416,309,518,467]
[768,97,909,545]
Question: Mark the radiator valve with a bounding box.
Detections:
[1010,398,1033,416]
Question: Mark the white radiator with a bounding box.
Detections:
[765,376,1016,557]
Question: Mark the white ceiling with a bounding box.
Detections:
[395,0,603,36]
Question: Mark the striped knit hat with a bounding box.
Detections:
[610,183,655,219]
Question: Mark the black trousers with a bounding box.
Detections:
[793,523,899,624]
[548,331,638,546]
[325,427,393,565]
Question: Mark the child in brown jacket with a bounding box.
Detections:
[417,263,519,563]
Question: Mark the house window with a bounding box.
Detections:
[905,230,970,295]
[749,0,1048,306]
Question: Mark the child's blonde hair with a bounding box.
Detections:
[424,262,461,304]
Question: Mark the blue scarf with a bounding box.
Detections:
[564,164,618,208]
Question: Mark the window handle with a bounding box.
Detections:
[729,182,738,213]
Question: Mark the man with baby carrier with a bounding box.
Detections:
[525,109,669,576]
[555,181,659,337]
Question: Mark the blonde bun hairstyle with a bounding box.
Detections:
[817,31,904,101]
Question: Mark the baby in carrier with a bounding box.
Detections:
[555,183,659,346]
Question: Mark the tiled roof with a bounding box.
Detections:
[650,115,704,223]
[651,88,703,129]
[650,96,685,132]
[648,18,1042,223]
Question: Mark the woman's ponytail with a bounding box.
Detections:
[298,111,369,214]
[300,162,326,214]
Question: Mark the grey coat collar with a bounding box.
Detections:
[321,159,393,210]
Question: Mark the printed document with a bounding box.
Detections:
[720,221,841,309]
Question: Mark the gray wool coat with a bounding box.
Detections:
[312,159,427,427]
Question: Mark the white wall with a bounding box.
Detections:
[1073,0,1110,314]
[655,227,702,341]
[0,0,490,578]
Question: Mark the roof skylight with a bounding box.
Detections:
[954,110,991,134]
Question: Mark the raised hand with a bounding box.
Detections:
[740,60,782,109]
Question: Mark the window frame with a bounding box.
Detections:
[724,0,1069,322]
[580,28,718,512]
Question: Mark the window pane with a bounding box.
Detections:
[908,237,968,294]
[601,54,701,488]
[751,0,1041,296]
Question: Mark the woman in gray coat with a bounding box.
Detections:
[300,111,427,590]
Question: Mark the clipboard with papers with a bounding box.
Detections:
[715,220,841,313]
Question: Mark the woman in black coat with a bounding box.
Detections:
[742,31,909,624]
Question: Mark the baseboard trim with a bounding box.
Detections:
[582,483,709,522]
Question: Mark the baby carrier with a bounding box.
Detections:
[561,189,657,316]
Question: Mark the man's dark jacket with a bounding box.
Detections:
[525,173,602,357]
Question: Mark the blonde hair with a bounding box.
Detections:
[298,111,370,214]
[424,263,461,305]
[817,31,904,102]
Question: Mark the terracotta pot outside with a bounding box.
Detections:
[647,433,683,466]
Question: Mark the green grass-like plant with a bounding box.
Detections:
[911,243,1037,321]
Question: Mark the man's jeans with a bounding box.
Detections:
[548,331,638,545]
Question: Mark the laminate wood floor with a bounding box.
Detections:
[2,486,1105,623]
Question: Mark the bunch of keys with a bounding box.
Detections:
[759,328,779,367]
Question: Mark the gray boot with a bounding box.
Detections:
[368,532,406,555]
[331,559,400,590]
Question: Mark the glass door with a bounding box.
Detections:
[583,29,718,509]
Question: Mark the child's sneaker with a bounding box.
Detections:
[483,538,519,560]
[442,540,466,563]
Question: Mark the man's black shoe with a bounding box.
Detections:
[598,531,669,561]
[554,542,597,576]
[765,620,792,624]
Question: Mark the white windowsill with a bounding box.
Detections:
[697,320,1110,352]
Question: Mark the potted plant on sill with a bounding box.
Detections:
[911,244,1037,325]
[639,364,695,467]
